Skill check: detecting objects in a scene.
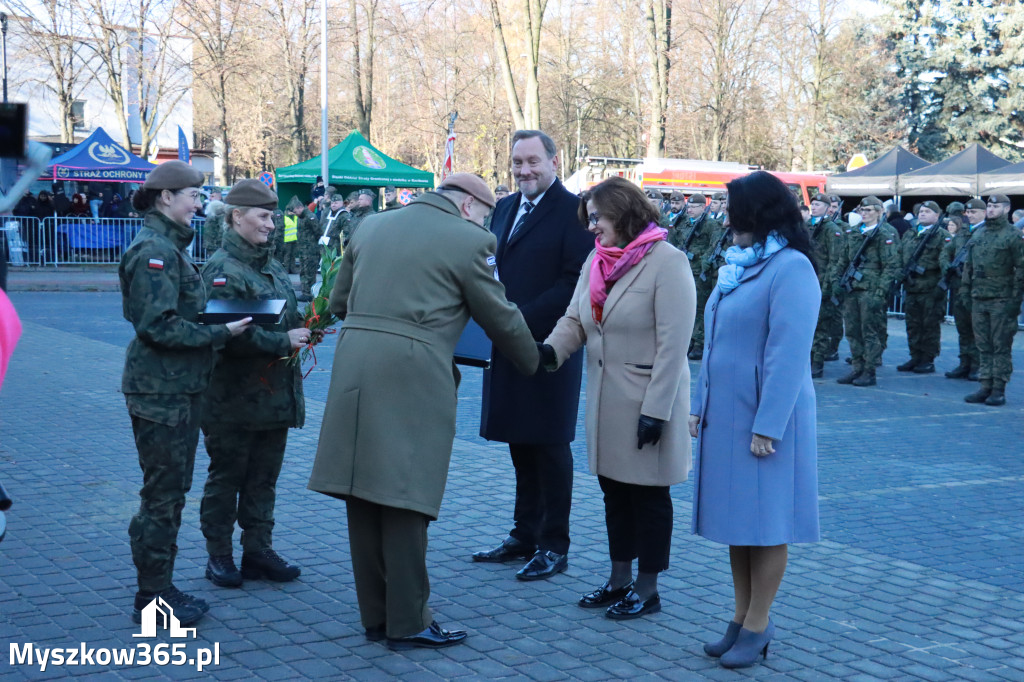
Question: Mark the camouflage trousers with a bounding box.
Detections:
[972,298,1020,387]
[844,290,887,372]
[127,393,202,594]
[812,296,843,364]
[951,288,977,366]
[691,278,714,350]
[275,240,298,273]
[298,240,319,296]
[904,286,946,362]
[200,427,288,556]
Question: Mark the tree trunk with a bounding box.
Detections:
[645,0,670,158]
[489,0,525,129]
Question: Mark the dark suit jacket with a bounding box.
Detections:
[480,178,594,444]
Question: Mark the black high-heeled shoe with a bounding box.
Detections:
[719,619,774,669]
[703,620,742,657]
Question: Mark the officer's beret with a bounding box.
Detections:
[988,194,1011,205]
[142,160,204,191]
[438,172,496,207]
[495,184,510,193]
[225,179,278,210]
[826,194,841,204]
[645,189,662,200]
[919,200,941,214]
[859,195,884,208]
[346,191,360,202]
[384,185,396,192]
[670,191,685,201]
[688,193,707,204]
[711,192,727,201]
[946,201,965,213]
[810,194,830,205]
[964,198,986,210]
[358,189,376,198]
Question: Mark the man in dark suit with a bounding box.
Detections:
[473,130,594,580]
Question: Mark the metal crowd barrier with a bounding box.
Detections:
[2,217,210,267]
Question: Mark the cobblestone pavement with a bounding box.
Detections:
[1,291,1022,681]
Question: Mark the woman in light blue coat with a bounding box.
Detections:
[688,171,821,669]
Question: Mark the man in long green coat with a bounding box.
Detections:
[307,174,539,650]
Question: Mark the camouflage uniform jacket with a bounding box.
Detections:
[319,209,349,253]
[834,221,901,297]
[962,216,1024,302]
[668,213,715,266]
[344,205,374,246]
[202,208,227,253]
[200,228,305,430]
[939,222,983,282]
[119,210,232,398]
[897,223,952,293]
[702,219,731,282]
[808,218,845,294]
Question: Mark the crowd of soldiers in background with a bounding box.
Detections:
[649,188,1024,407]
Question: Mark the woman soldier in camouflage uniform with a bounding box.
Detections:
[199,179,309,587]
[119,161,251,626]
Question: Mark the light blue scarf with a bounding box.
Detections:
[717,232,788,294]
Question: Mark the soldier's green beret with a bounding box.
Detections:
[142,160,204,191]
[859,195,884,208]
[688,193,707,204]
[645,189,662,200]
[670,191,685,201]
[495,185,510,193]
[711,192,727,201]
[919,201,941,214]
[987,194,1011,205]
[346,191,360,202]
[946,201,965,213]
[810,194,830,206]
[384,185,396,192]
[964,198,986,210]
[225,179,278,210]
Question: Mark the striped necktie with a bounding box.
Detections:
[508,201,534,241]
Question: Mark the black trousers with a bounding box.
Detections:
[599,475,672,573]
[508,442,573,555]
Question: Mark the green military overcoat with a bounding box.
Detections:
[307,192,539,519]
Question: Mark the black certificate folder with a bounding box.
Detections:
[200,299,286,325]
[454,319,493,368]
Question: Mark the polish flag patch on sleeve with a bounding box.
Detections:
[147,258,164,269]
[885,240,894,244]
[212,277,227,287]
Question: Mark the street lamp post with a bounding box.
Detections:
[1,12,9,104]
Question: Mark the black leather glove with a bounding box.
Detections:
[637,415,665,449]
[536,343,557,373]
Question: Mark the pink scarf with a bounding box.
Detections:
[590,223,666,322]
[0,289,22,391]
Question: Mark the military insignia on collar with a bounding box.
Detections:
[486,256,496,268]
[212,277,227,286]
[147,258,164,269]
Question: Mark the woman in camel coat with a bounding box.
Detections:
[542,176,696,620]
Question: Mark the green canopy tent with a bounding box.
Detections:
[274,130,434,209]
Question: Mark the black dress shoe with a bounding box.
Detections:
[578,581,633,608]
[365,624,386,642]
[205,554,243,588]
[605,591,661,620]
[471,537,536,563]
[387,621,467,650]
[516,550,568,581]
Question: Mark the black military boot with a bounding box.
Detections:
[132,585,208,625]
[836,369,861,385]
[912,361,935,374]
[967,366,980,381]
[985,384,1006,406]
[945,361,970,379]
[897,358,919,372]
[964,385,992,404]
[206,555,243,588]
[687,348,703,361]
[825,351,840,362]
[852,370,877,387]
[241,548,301,582]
